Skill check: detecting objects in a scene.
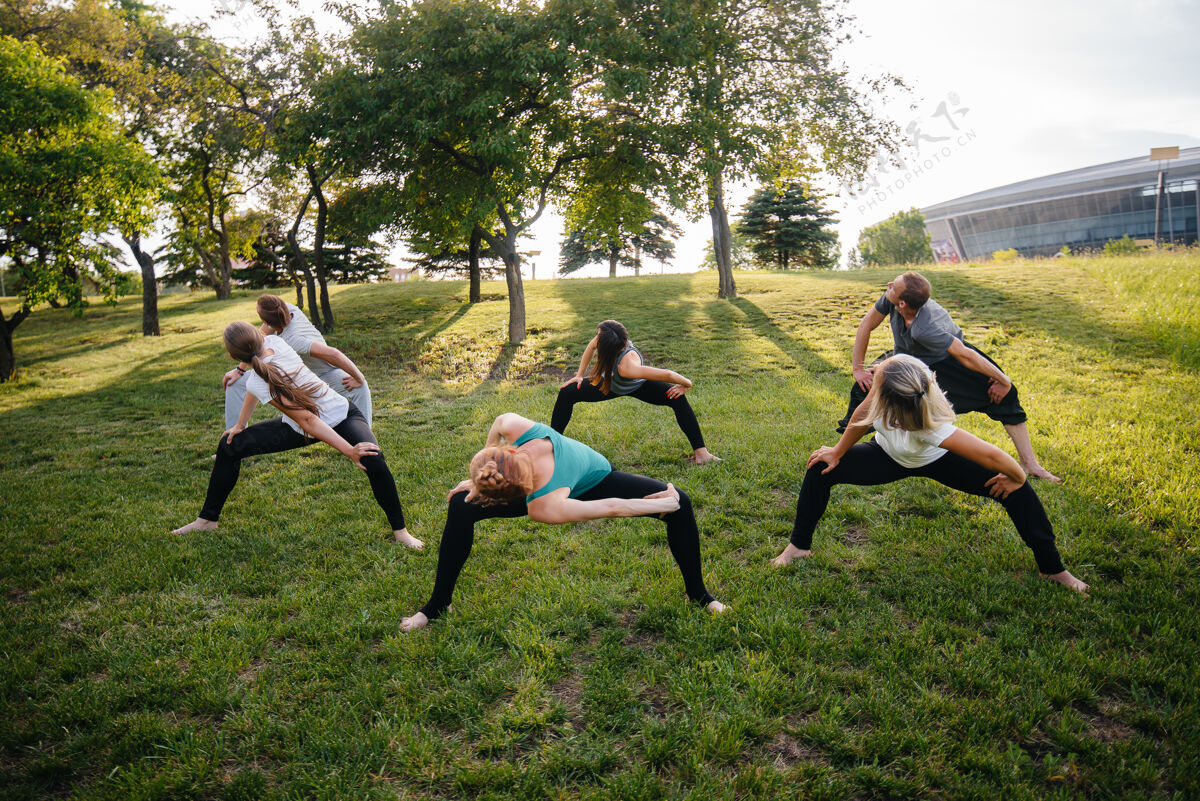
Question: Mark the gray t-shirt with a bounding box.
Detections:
[278,304,329,374]
[874,295,962,365]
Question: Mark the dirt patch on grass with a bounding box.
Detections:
[1085,710,1137,742]
[238,658,266,683]
[841,526,869,547]
[763,731,828,770]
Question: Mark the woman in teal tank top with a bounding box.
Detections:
[400,413,726,631]
[551,320,721,464]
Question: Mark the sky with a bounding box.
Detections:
[163,0,1200,275]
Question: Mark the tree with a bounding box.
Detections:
[857,207,933,267]
[701,228,754,271]
[560,194,680,278]
[0,35,156,379]
[652,0,901,298]
[340,0,672,343]
[738,183,838,269]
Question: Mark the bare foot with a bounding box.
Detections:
[771,543,812,567]
[399,611,429,632]
[706,600,728,614]
[687,448,723,465]
[1023,463,1062,483]
[393,529,424,550]
[1043,570,1089,594]
[172,518,218,535]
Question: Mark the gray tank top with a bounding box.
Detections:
[609,343,647,395]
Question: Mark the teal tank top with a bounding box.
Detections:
[514,423,612,502]
[608,343,647,395]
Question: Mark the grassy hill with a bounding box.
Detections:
[2,252,1197,799]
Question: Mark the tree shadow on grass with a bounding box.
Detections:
[728,297,841,377]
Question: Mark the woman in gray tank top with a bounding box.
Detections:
[550,320,720,464]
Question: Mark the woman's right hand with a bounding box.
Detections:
[223,368,243,388]
[447,478,474,500]
[560,374,585,389]
[348,442,381,470]
[807,446,841,474]
[223,423,246,444]
[853,365,874,392]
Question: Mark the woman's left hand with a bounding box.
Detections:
[984,472,1024,499]
[342,374,363,390]
[807,446,840,474]
[643,483,680,513]
[447,478,474,500]
[666,383,690,399]
[222,423,246,444]
[348,442,381,470]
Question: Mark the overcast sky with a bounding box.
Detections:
[166,0,1200,275]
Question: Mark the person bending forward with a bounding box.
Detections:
[777,354,1087,593]
[400,413,726,631]
[173,321,422,549]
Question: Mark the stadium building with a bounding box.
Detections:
[921,147,1200,263]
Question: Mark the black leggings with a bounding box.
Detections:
[790,441,1065,574]
[419,471,714,619]
[550,380,706,450]
[198,403,406,531]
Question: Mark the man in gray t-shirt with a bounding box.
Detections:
[837,271,1060,482]
[222,301,373,428]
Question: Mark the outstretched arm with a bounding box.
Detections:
[485,412,537,448]
[852,307,887,391]
[527,485,680,524]
[616,352,692,388]
[939,428,1026,497]
[945,339,1011,403]
[308,341,367,389]
[271,401,378,470]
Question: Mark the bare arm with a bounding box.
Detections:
[940,429,1024,483]
[616,352,691,387]
[945,339,1011,402]
[807,404,873,474]
[485,412,537,448]
[223,392,260,443]
[561,336,599,388]
[308,341,367,387]
[271,401,378,470]
[527,485,679,524]
[852,307,887,391]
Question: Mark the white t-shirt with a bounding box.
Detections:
[872,418,957,468]
[246,335,349,434]
[277,304,329,374]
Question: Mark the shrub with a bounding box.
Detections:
[992,248,1020,263]
[1103,235,1141,256]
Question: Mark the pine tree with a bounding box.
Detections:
[738,184,839,270]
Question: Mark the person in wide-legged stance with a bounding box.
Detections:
[399,412,726,631]
[775,354,1087,593]
[552,319,720,464]
[173,321,423,549]
[837,271,1059,482]
[221,294,373,429]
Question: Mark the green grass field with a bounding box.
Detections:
[2,252,1198,799]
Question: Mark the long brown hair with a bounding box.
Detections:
[588,319,630,394]
[861,354,955,431]
[256,294,292,332]
[223,321,323,415]
[469,446,535,503]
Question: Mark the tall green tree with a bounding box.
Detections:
[857,207,933,267]
[560,197,680,278]
[339,0,668,342]
[0,35,156,379]
[657,0,901,298]
[738,183,838,269]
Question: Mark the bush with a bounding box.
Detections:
[1103,235,1141,256]
[992,248,1020,263]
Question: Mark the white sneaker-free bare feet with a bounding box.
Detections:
[771,543,812,567]
[687,448,722,465]
[706,600,728,614]
[393,529,424,550]
[1043,570,1089,594]
[1023,462,1062,483]
[171,518,218,535]
[399,611,429,632]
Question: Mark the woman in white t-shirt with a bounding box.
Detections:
[772,354,1087,592]
[172,321,423,549]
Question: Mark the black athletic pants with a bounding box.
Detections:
[790,440,1065,574]
[837,345,1028,431]
[551,380,707,450]
[419,471,715,619]
[198,403,406,531]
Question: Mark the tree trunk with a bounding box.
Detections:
[502,242,526,344]
[308,165,334,332]
[124,233,159,336]
[285,228,321,329]
[216,223,232,300]
[709,174,737,299]
[634,244,642,277]
[0,306,28,382]
[608,245,618,278]
[468,226,483,303]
